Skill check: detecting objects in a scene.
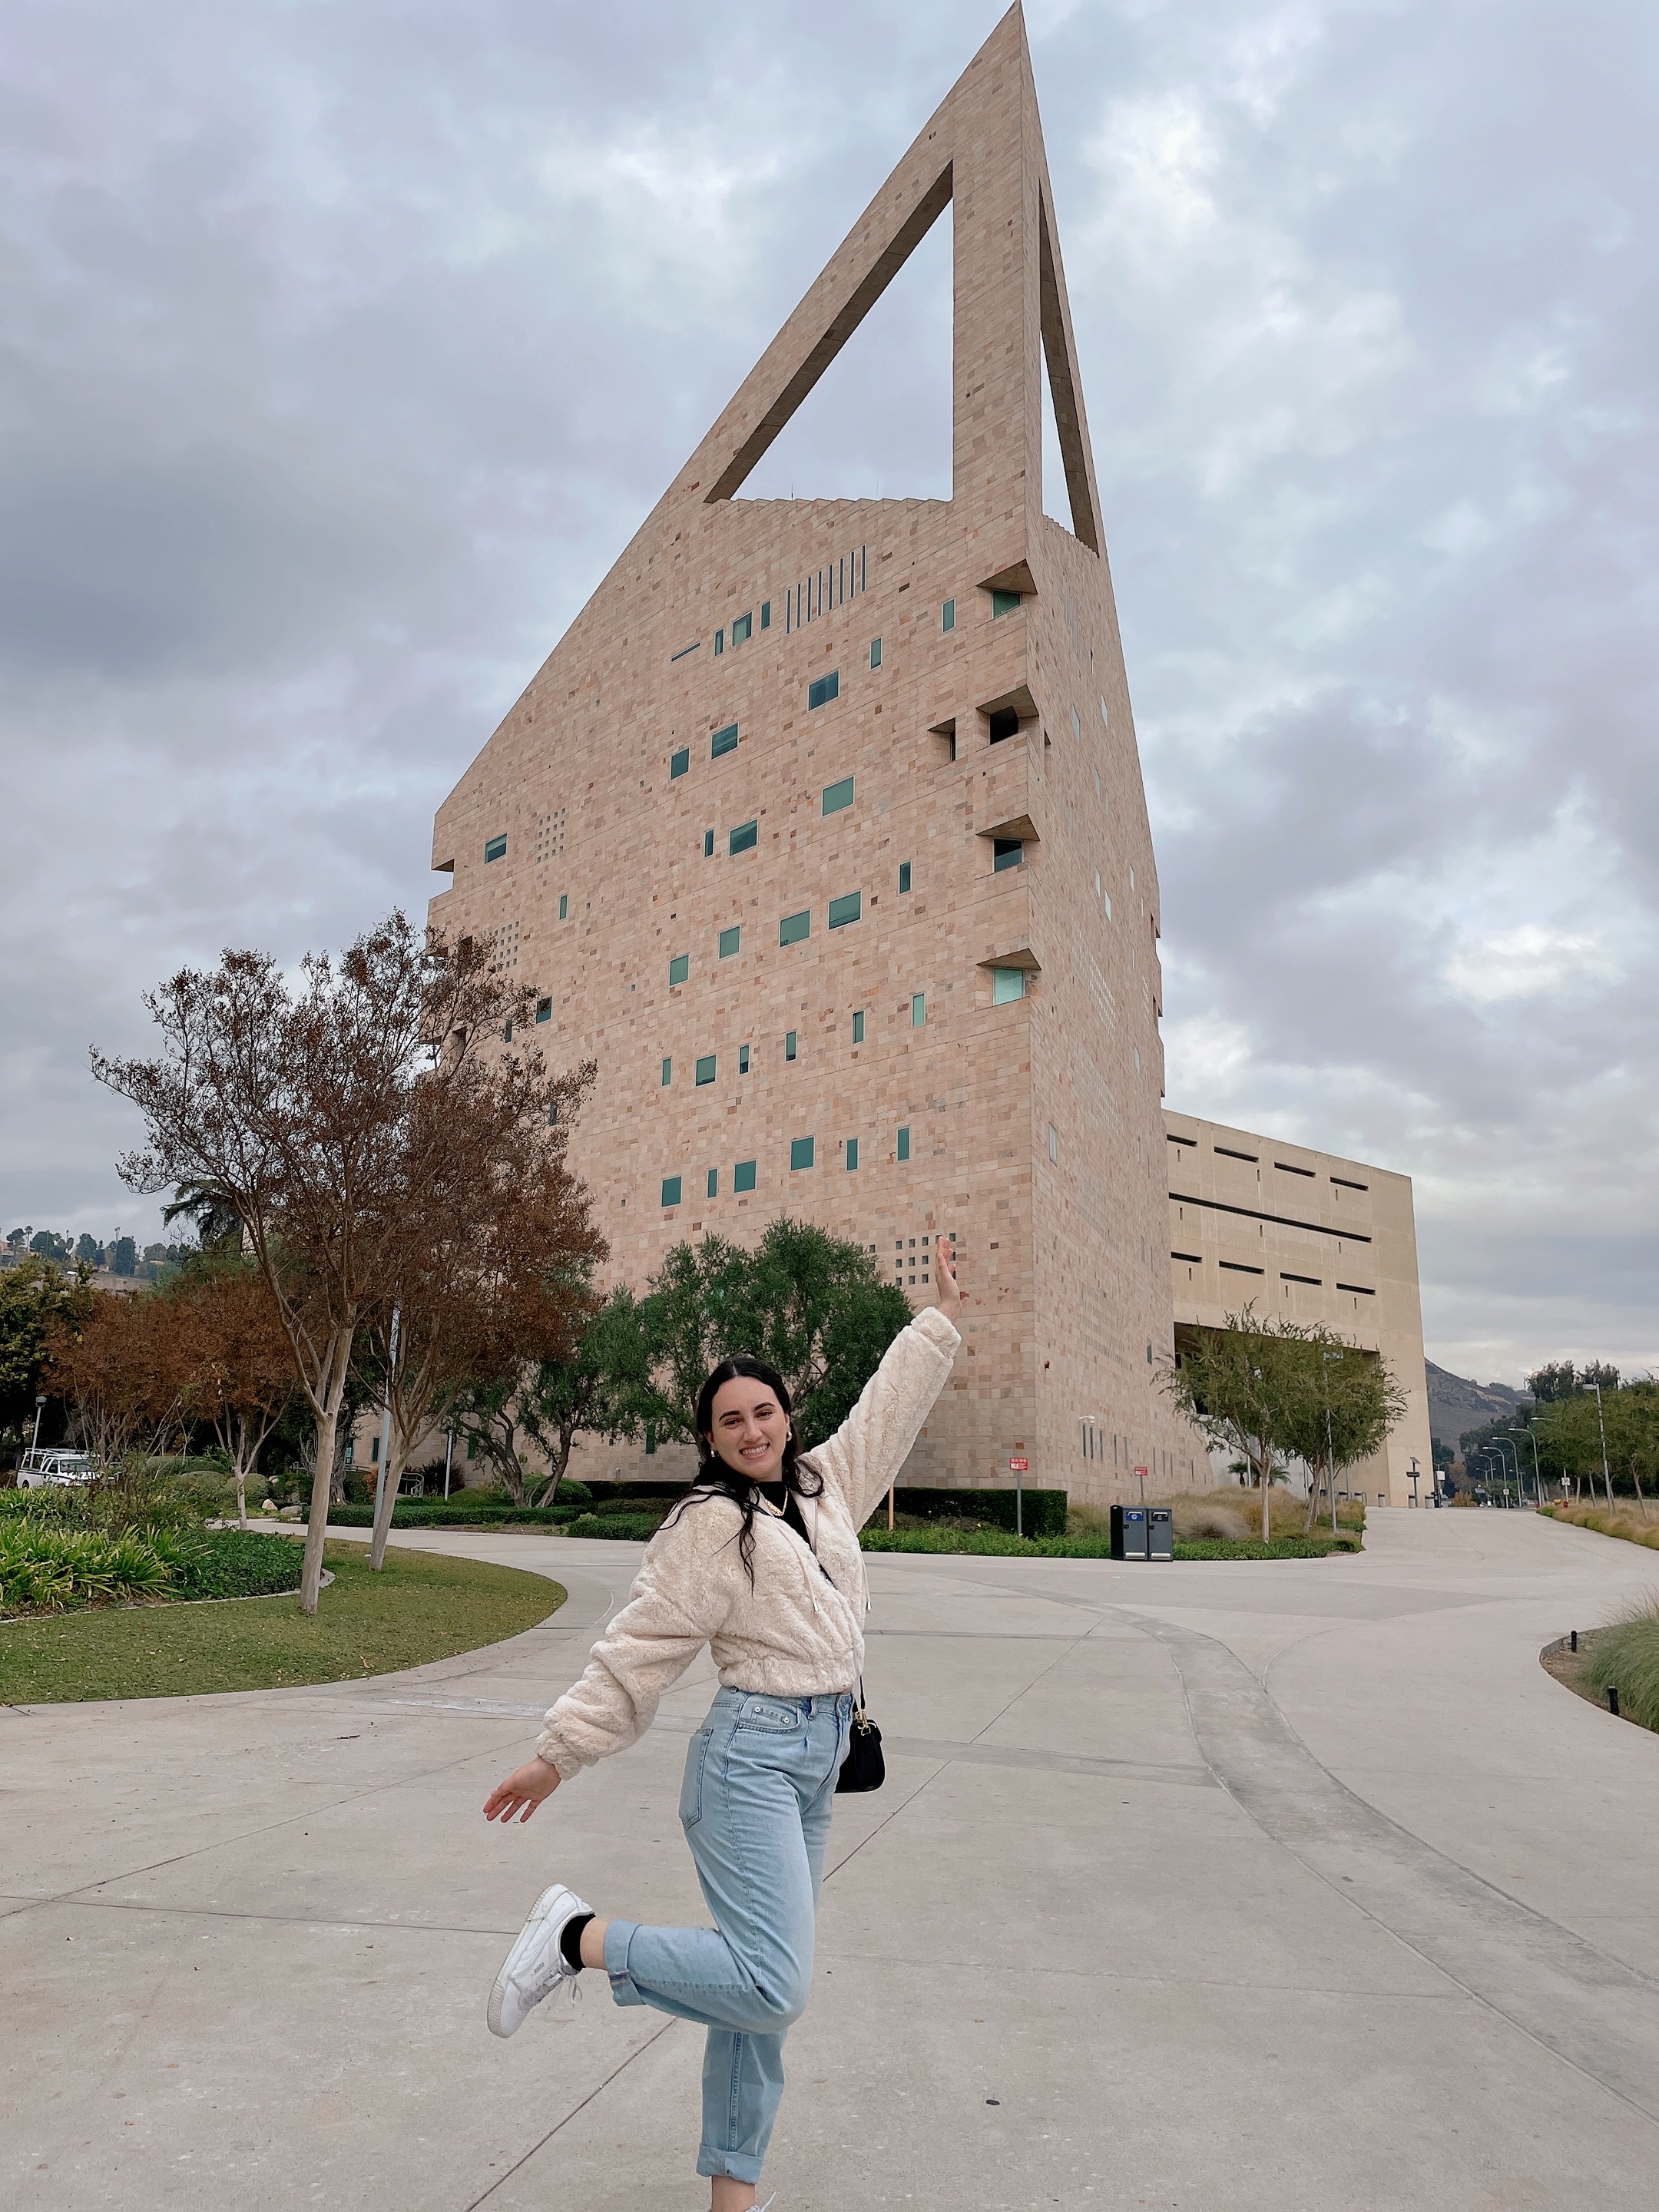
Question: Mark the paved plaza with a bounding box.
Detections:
[6,1509,1659,2210]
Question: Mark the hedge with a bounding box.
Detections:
[859,1527,1359,1561]
[882,1486,1068,1538]
[2,1521,305,1614]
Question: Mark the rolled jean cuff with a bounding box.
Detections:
[697,2147,763,2184]
[602,1918,648,2008]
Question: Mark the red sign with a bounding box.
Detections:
[1008,1456,1029,1472]
[1133,1465,1148,1479]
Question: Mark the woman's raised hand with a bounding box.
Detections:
[484,1757,563,1823]
[932,1239,962,1321]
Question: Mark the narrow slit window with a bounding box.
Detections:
[846,1137,859,1171]
[869,637,882,669]
[785,1030,797,1061]
[911,992,926,1028]
[714,629,724,657]
[734,1159,757,1193]
[896,1126,911,1162]
[898,861,912,893]
[828,892,861,929]
[704,830,715,856]
[941,599,955,633]
[707,1167,719,1198]
[711,723,739,760]
[558,893,568,920]
[852,1010,865,1044]
[822,776,854,816]
[729,820,758,856]
[661,1058,671,1085]
[760,601,771,630]
[484,834,507,863]
[738,1043,750,1074]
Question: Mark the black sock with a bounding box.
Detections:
[560,1912,594,1973]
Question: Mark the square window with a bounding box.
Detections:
[899,861,912,893]
[729,820,758,855]
[661,1058,672,1085]
[661,1176,683,1207]
[535,997,551,1023]
[760,600,771,629]
[807,671,839,710]
[671,748,690,779]
[669,953,689,986]
[732,613,752,647]
[941,598,955,632]
[896,1126,911,1162]
[704,830,715,856]
[790,1136,815,1171]
[869,637,882,669]
[558,892,568,920]
[911,992,926,1027]
[992,589,1022,617]
[484,834,507,863]
[780,909,810,946]
[828,891,861,929]
[992,838,1024,872]
[785,1030,797,1061]
[846,1137,859,1171]
[696,1055,716,1085]
[707,1167,719,1198]
[719,926,740,959]
[711,723,739,760]
[738,1043,750,1074]
[988,707,1019,743]
[993,967,1025,1004]
[852,1010,865,1044]
[714,629,724,656]
[734,1158,757,1193]
[822,776,854,816]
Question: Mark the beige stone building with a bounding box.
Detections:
[1164,1110,1433,1507]
[428,11,1207,1505]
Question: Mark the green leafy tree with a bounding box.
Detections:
[1277,1332,1409,1532]
[517,1288,652,1502]
[1534,1382,1659,1509]
[75,1233,102,1267]
[634,1218,912,1452]
[0,1257,96,1448]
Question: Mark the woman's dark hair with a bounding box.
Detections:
[664,1354,823,1586]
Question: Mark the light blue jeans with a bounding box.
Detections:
[603,1686,853,2184]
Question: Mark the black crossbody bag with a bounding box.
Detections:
[792,1491,885,1795]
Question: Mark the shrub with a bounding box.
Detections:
[565,1512,667,1541]
[1540,1502,1659,1551]
[171,1528,306,1599]
[0,1518,174,1611]
[1583,1598,1659,1730]
[874,1486,1068,1538]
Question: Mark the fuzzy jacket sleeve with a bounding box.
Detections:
[535,1499,738,1780]
[805,1306,961,1531]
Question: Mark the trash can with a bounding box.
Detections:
[1110,1505,1148,1561]
[1147,1505,1173,1561]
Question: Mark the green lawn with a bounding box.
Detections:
[0,1541,565,1705]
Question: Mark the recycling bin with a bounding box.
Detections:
[1147,1505,1173,1561]
[1110,1505,1148,1560]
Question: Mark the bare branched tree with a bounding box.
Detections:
[92,910,592,1612]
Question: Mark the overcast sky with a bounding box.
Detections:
[3,0,1654,1386]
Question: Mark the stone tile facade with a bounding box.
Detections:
[429,10,1207,1502]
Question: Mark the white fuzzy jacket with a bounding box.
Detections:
[535,1306,960,1780]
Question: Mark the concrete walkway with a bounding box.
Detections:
[5,1509,1659,2210]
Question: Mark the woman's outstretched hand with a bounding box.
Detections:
[484,1757,562,1823]
[932,1239,963,1322]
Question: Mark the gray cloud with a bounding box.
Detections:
[2,0,1654,1382]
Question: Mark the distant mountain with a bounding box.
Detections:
[1425,1360,1531,1449]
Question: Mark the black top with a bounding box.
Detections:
[755,1479,812,1546]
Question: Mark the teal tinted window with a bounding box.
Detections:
[822,776,854,816]
[558,892,568,919]
[719,926,740,959]
[535,997,551,1023]
[707,1167,719,1198]
[899,861,912,893]
[993,967,1026,1003]
[734,1159,757,1193]
[661,1177,683,1207]
[704,830,714,856]
[790,1137,815,1171]
[807,671,839,710]
[760,601,771,629]
[731,613,752,646]
[846,1138,859,1171]
[671,748,690,779]
[484,834,507,863]
[785,1030,797,1061]
[696,1055,716,1085]
[869,637,882,669]
[828,892,861,929]
[661,1058,671,1084]
[993,838,1024,872]
[941,599,955,632]
[992,589,1022,616]
[738,1043,750,1073]
[669,954,689,986]
[780,909,810,947]
[645,1422,657,1455]
[729,820,758,855]
[711,724,739,759]
[911,992,926,1027]
[714,629,724,656]
[896,1126,910,1162]
[852,1010,865,1044]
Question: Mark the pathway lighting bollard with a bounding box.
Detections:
[1608,1686,1620,1718]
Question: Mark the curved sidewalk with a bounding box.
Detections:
[4,1509,1658,2209]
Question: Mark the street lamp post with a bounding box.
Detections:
[1488,1435,1521,1508]
[1320,1346,1343,1535]
[1586,1377,1615,1512]
[28,1392,46,1464]
[1508,1427,1542,1509]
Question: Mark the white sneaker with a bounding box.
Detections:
[487,1882,591,2037]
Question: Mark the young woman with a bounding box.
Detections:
[482,1245,962,2210]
